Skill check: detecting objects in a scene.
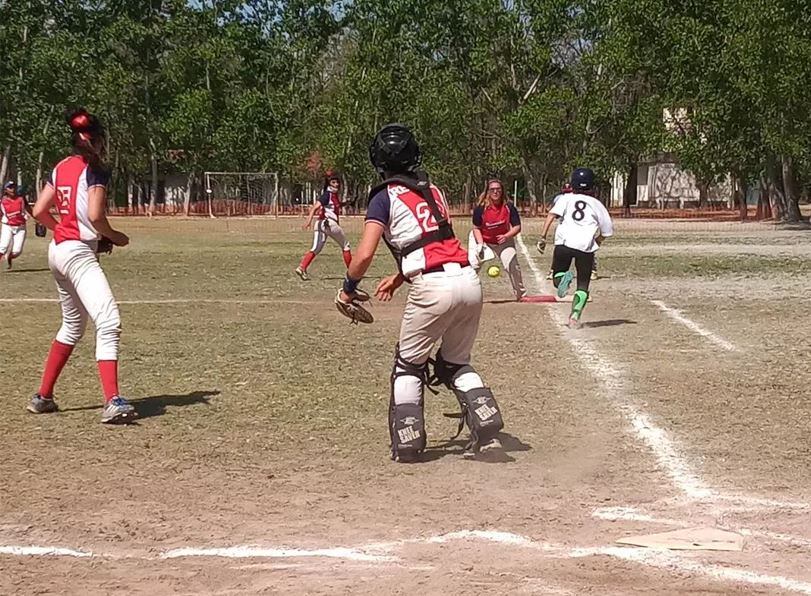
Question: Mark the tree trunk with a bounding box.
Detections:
[127,174,134,213]
[623,162,638,217]
[149,143,158,216]
[756,176,772,220]
[184,171,193,216]
[0,145,10,184]
[520,158,538,216]
[733,171,747,222]
[697,180,708,209]
[782,155,802,222]
[766,155,787,220]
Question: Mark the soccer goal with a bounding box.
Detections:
[203,171,279,217]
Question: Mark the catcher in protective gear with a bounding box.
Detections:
[338,123,504,462]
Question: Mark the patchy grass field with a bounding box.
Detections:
[1,216,810,595]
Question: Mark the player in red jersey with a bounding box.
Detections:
[295,173,354,280]
[28,108,136,424]
[470,178,526,300]
[0,181,32,269]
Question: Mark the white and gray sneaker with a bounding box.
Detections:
[295,267,310,281]
[101,396,137,424]
[27,394,59,414]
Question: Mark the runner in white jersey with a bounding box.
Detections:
[28,108,136,423]
[537,168,613,328]
[337,124,504,462]
[295,173,353,280]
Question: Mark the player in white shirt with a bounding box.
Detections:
[537,168,613,328]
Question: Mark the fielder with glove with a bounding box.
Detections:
[337,123,504,463]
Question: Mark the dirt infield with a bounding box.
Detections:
[1,218,810,595]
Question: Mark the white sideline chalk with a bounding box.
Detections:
[516,236,715,501]
[0,545,94,557]
[651,300,737,351]
[161,545,394,562]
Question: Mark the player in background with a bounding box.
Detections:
[537,168,613,328]
[470,178,526,300]
[295,173,354,280]
[0,181,32,270]
[338,123,504,462]
[29,108,135,424]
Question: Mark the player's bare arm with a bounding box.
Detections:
[537,212,557,253]
[88,187,128,246]
[33,185,59,231]
[375,272,405,302]
[340,221,384,301]
[496,223,521,245]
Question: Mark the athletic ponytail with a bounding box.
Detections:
[67,108,107,171]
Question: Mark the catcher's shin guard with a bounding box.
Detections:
[432,351,503,451]
[389,345,428,462]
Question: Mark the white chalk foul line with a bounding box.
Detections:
[161,545,394,562]
[0,545,94,557]
[6,531,811,594]
[515,236,714,501]
[0,297,320,306]
[651,300,737,351]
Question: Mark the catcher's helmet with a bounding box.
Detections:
[369,123,421,176]
[571,167,595,192]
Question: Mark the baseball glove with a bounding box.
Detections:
[97,236,114,254]
[35,223,47,238]
[335,290,374,324]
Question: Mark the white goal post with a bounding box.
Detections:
[203,171,279,217]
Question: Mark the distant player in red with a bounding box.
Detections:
[470,178,526,300]
[29,108,135,424]
[0,181,32,270]
[295,173,353,280]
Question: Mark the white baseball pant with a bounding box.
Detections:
[0,224,26,257]
[311,219,350,254]
[395,264,485,405]
[48,240,121,360]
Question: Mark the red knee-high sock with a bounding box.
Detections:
[342,250,352,267]
[38,341,75,398]
[299,251,316,271]
[97,360,119,402]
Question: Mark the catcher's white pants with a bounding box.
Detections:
[48,240,121,360]
[311,219,350,254]
[395,264,484,405]
[0,224,26,257]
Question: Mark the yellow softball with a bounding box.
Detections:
[487,265,500,278]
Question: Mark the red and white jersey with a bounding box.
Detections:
[366,181,468,279]
[47,155,110,244]
[0,196,27,227]
[318,189,341,223]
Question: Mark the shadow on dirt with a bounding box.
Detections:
[422,432,531,464]
[60,390,220,419]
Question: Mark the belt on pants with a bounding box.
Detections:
[419,261,471,276]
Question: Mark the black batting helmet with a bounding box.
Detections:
[369,123,421,176]
[571,167,595,192]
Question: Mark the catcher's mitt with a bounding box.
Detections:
[96,236,114,254]
[536,238,547,254]
[35,223,47,238]
[335,290,374,324]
